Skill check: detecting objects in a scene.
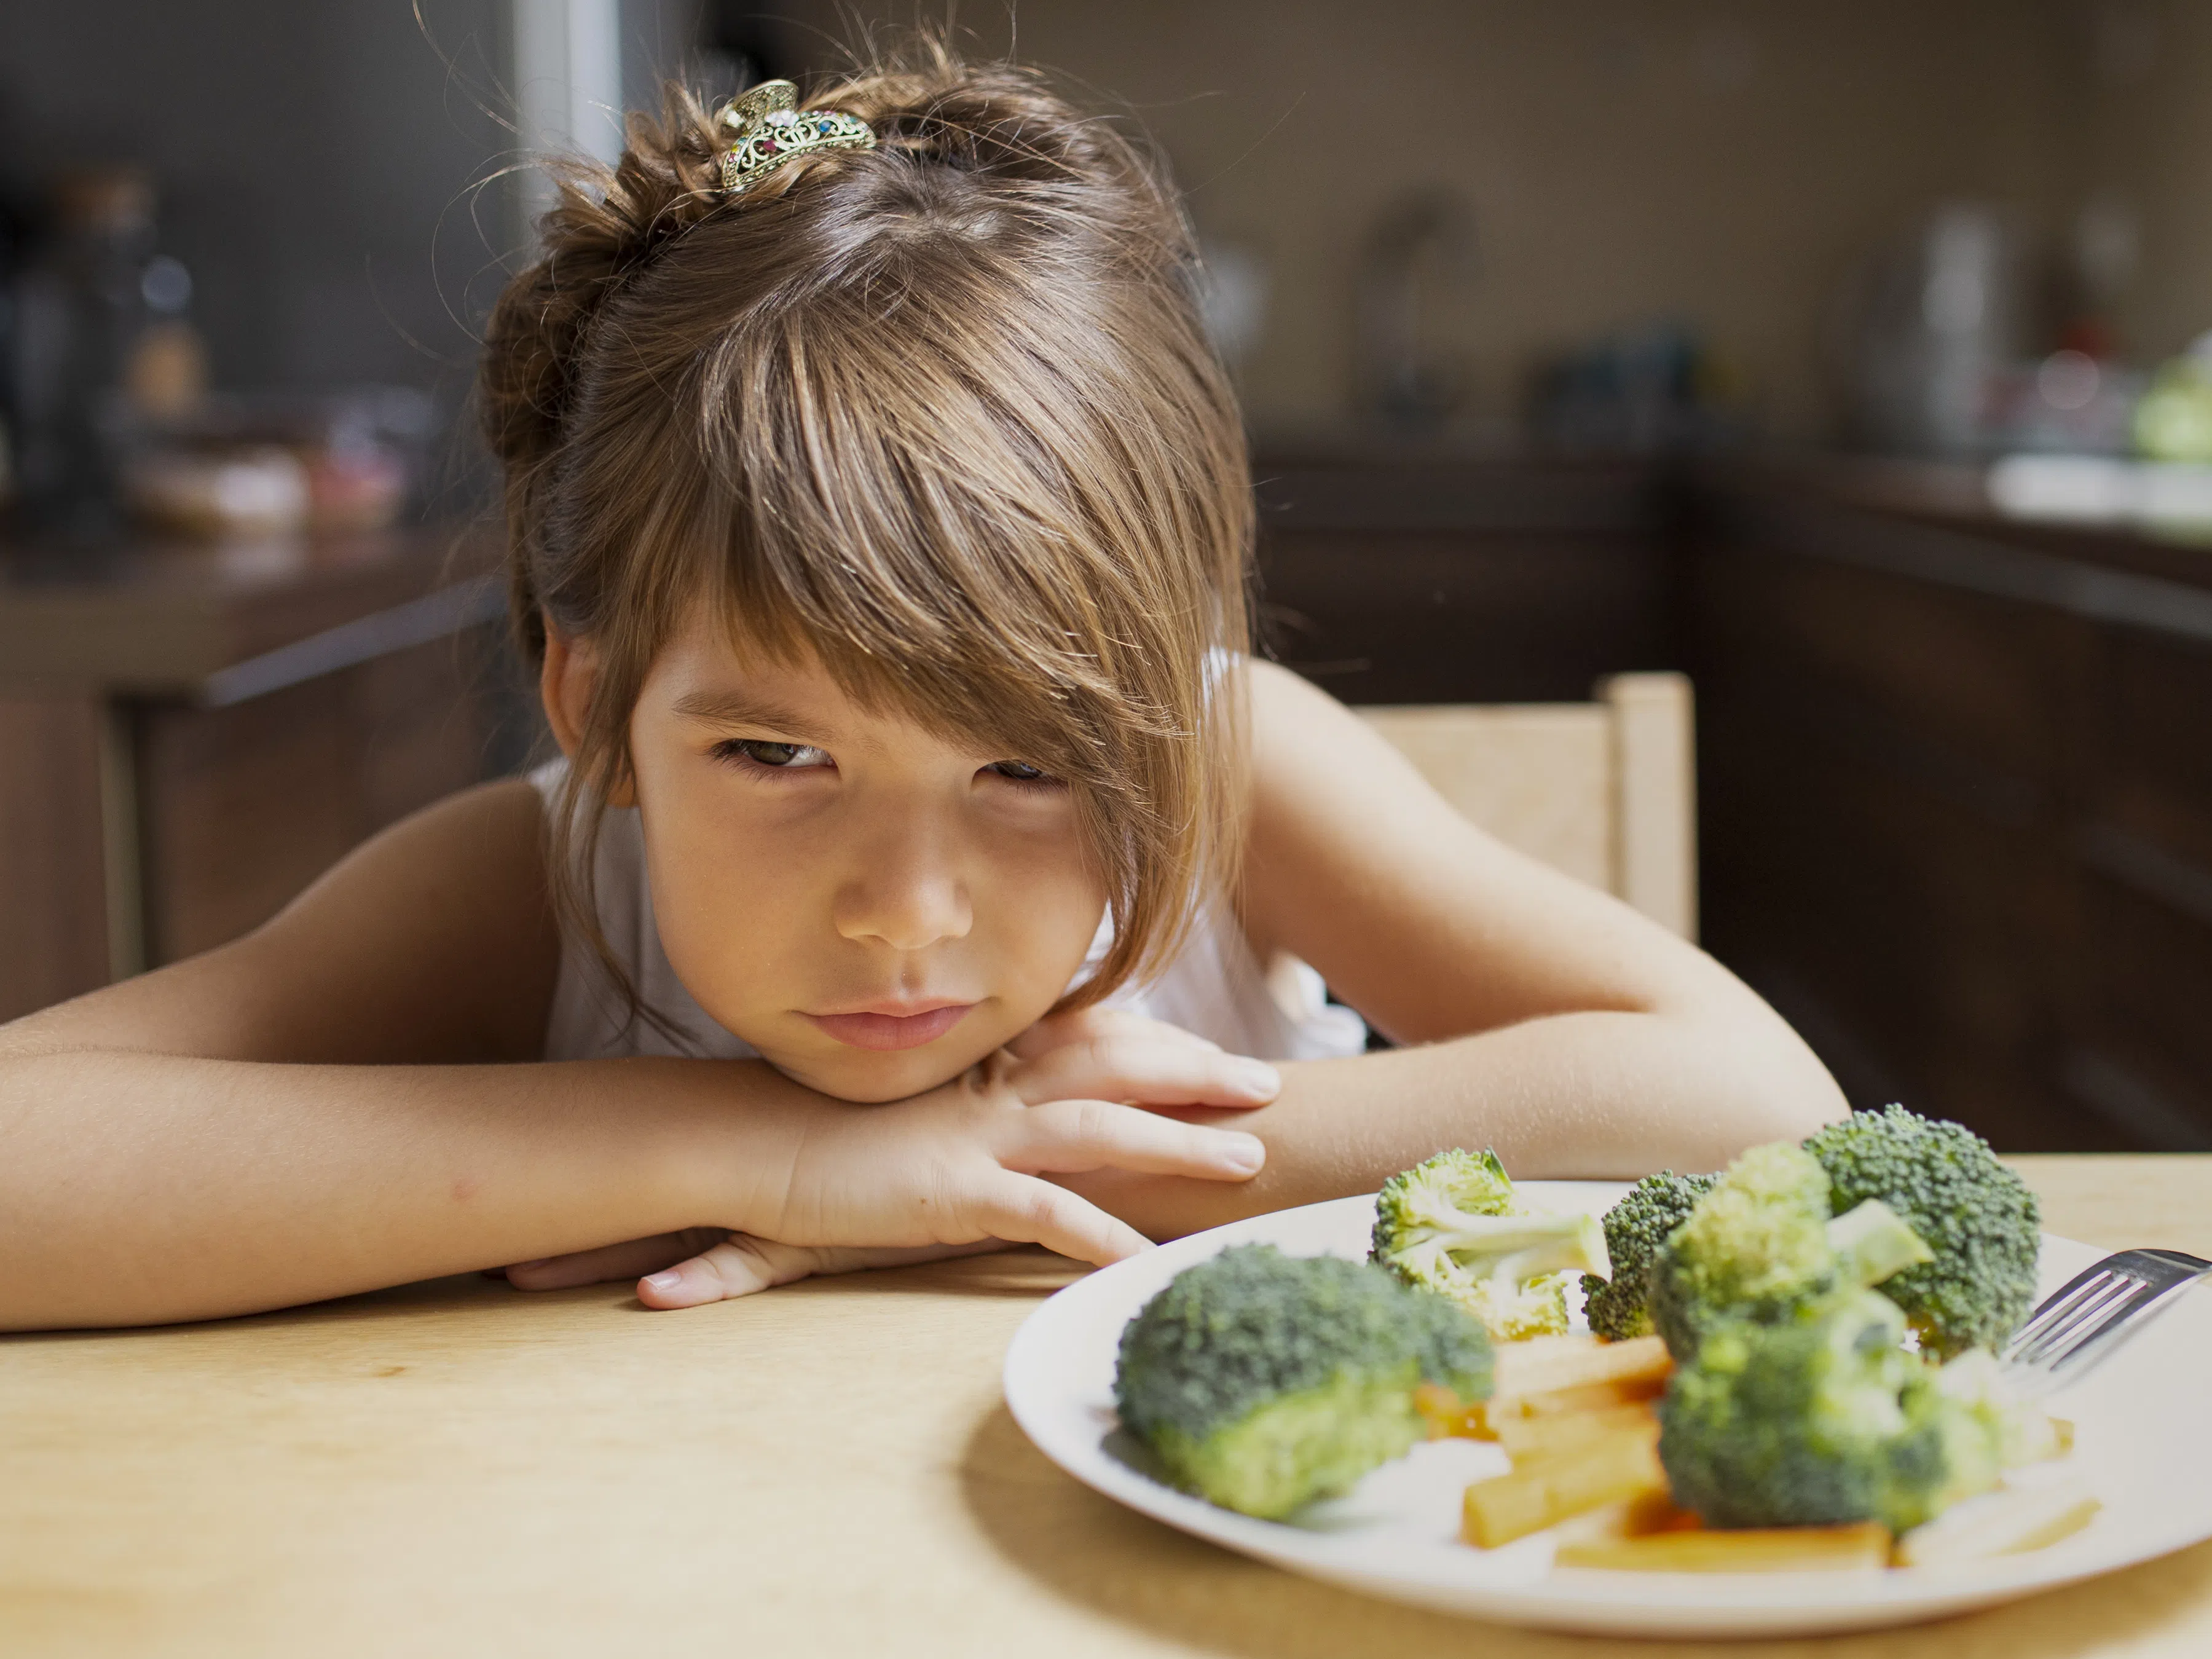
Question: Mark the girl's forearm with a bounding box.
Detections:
[0,1052,806,1330]
[1063,1010,1849,1240]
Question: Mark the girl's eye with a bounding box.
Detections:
[717,739,833,771]
[986,759,1058,787]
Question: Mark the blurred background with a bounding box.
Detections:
[2,2,2210,1154]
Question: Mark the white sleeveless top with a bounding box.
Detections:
[530,761,1367,1066]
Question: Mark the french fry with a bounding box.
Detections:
[1462,1424,1669,1548]
[1893,1481,2102,1568]
[1478,1374,1667,1435]
[1492,1334,1672,1398]
[1552,1488,1702,1547]
[1556,1521,1892,1573]
[1493,1400,1659,1460]
[1424,1332,1675,1441]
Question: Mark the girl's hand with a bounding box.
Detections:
[505,1019,1280,1308]
[500,1231,1007,1300]
[1001,1004,1282,1109]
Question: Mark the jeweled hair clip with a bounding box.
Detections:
[714,80,876,194]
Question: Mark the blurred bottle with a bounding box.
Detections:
[1838,203,2023,457]
[9,166,202,531]
[1356,188,1477,432]
[126,253,207,422]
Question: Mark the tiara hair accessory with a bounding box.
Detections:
[714,80,875,194]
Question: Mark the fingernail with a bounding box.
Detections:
[1235,1060,1281,1097]
[644,1269,685,1291]
[1224,1135,1266,1173]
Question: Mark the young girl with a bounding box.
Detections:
[0,50,1844,1331]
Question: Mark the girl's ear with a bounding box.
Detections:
[539,617,594,759]
[540,617,638,808]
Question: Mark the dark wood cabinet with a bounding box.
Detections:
[0,528,528,1022]
[1694,472,2212,1152]
[131,629,510,964]
[1253,454,1680,704]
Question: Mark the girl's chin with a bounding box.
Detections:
[760,1041,990,1105]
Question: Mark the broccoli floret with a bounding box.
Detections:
[1582,1170,1718,1342]
[1452,1273,1578,1343]
[1648,1141,1933,1360]
[1804,1105,2041,1360]
[1369,1148,1612,1341]
[1657,1289,1998,1534]
[1929,1348,2069,1473]
[1113,1243,1493,1519]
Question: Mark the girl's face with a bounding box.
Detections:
[616,607,1108,1103]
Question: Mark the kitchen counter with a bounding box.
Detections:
[0,523,500,696]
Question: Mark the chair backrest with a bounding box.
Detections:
[1357,672,1698,939]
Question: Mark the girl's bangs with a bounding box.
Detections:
[684,332,1197,795]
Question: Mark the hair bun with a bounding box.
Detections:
[479,87,730,480]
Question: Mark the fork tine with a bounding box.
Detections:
[2020,1264,2117,1330]
[2004,1269,2120,1362]
[2002,1248,2212,1392]
[2026,1274,2150,1354]
[2018,1275,2146,1365]
[2041,1277,2194,1377]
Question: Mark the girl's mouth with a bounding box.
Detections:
[802,1002,975,1052]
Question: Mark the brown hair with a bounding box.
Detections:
[479,42,1254,1025]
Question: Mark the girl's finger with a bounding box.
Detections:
[969,1169,1155,1266]
[1015,1036,1280,1111]
[1009,1097,1267,1180]
[638,1235,819,1308]
[635,1239,1017,1310]
[506,1229,725,1290]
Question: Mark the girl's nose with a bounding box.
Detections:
[830,839,973,952]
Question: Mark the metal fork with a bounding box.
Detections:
[1998,1248,2212,1396]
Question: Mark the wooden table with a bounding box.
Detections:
[4,1156,2208,1657]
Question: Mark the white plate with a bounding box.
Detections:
[1002,1183,2212,1638]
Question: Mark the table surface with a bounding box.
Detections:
[5,1154,2209,1658]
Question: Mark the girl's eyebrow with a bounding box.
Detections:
[671,689,834,744]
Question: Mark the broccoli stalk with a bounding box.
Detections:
[1369,1148,1612,1341]
[1648,1142,1932,1361]
[1114,1244,1494,1519]
[1804,1105,2042,1359]
[1827,1194,1936,1289]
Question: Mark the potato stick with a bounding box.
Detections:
[1556,1521,1891,1573]
[1483,1374,1667,1431]
[1494,1401,1659,1460]
[1552,1488,1701,1548]
[1494,1334,1671,1398]
[1428,1355,1672,1441]
[1462,1427,1669,1549]
[1893,1481,2102,1568]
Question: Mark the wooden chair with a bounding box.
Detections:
[1357,672,1698,940]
